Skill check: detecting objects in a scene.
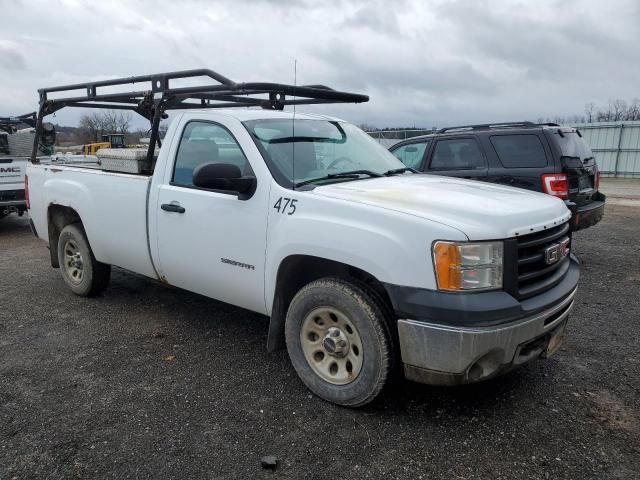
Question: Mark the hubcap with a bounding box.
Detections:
[63,240,84,285]
[300,307,363,385]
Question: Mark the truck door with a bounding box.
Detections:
[154,119,269,314]
[426,137,488,181]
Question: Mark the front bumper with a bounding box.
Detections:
[386,256,580,385]
[398,289,575,385]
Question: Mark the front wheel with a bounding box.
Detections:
[57,224,111,296]
[285,277,394,407]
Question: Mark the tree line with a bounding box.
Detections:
[538,99,640,125]
[54,111,168,147]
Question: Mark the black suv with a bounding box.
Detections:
[389,122,605,230]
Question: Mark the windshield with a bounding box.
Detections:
[110,135,125,147]
[244,119,405,188]
[554,131,594,160]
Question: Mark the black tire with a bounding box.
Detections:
[285,277,394,407]
[57,223,111,296]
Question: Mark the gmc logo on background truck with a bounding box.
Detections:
[0,167,21,173]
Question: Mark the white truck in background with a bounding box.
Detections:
[0,114,55,219]
[26,70,580,407]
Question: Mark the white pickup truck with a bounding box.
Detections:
[1,114,56,219]
[26,70,579,406]
[1,116,34,219]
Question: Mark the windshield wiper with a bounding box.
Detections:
[294,170,382,188]
[384,167,417,176]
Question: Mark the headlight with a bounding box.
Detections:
[432,241,503,292]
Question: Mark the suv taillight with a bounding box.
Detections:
[25,174,30,209]
[595,167,600,191]
[541,173,568,199]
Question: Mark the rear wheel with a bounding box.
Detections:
[285,277,394,407]
[57,224,110,296]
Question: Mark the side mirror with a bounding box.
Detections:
[192,162,256,199]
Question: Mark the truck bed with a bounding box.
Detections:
[28,163,157,278]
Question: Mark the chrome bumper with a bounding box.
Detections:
[397,289,576,385]
[0,199,26,207]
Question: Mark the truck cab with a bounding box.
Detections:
[101,133,126,147]
[25,69,579,407]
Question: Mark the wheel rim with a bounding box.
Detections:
[63,239,84,285]
[300,306,364,385]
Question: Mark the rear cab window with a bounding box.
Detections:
[490,134,547,168]
[391,141,429,169]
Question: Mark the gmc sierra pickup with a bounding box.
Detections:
[26,69,579,406]
[1,113,55,219]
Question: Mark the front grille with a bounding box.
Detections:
[514,222,571,299]
[0,189,25,202]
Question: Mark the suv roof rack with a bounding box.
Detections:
[0,112,36,134]
[31,68,369,166]
[437,121,560,134]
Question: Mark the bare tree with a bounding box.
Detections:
[627,99,640,121]
[611,99,628,121]
[584,102,595,123]
[78,110,132,143]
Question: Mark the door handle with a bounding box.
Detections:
[161,203,186,213]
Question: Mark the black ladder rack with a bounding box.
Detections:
[0,112,36,134]
[31,68,369,168]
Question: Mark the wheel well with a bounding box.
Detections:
[267,255,393,351]
[47,205,82,268]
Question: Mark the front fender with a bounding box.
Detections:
[264,189,467,315]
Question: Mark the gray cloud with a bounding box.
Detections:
[0,42,27,70]
[0,0,637,128]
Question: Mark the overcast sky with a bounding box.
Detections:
[1,0,638,129]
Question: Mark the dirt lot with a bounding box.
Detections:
[1,205,639,479]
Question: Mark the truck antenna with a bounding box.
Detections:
[292,59,297,190]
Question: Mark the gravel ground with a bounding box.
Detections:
[1,206,639,479]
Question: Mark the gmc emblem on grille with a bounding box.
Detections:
[544,237,570,265]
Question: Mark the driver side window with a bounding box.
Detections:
[173,121,252,187]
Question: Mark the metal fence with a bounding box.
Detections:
[569,121,640,177]
[367,121,640,177]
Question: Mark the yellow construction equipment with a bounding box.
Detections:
[82,134,126,155]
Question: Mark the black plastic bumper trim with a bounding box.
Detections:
[384,256,579,328]
[574,194,605,230]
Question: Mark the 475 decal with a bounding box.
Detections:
[273,197,298,215]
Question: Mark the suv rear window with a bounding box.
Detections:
[553,132,594,160]
[490,134,547,168]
